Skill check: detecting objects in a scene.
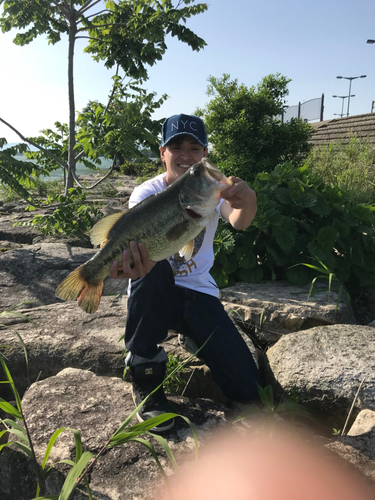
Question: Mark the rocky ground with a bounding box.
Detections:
[0,172,375,499]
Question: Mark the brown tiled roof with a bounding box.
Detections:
[309,112,375,148]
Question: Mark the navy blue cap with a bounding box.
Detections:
[160,114,208,148]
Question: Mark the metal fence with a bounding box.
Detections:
[281,94,324,123]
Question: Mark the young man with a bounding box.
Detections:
[110,114,261,431]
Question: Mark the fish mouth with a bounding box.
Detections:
[185,208,202,219]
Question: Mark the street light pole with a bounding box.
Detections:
[336,75,367,116]
[332,95,355,118]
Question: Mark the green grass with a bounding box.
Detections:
[305,137,375,204]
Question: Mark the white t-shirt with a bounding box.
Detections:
[128,172,224,298]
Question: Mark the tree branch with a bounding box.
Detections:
[75,35,106,43]
[84,9,108,20]
[0,117,68,172]
[71,155,117,190]
[76,21,131,33]
[78,0,102,16]
[103,64,120,115]
[51,0,70,18]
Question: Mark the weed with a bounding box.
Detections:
[234,384,309,424]
[164,353,187,394]
[0,332,200,499]
[289,256,348,312]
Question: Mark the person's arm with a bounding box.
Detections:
[220,176,257,230]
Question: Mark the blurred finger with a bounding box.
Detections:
[109,260,119,279]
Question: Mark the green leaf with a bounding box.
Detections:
[149,432,179,471]
[13,440,33,458]
[0,363,22,414]
[239,266,263,283]
[41,428,68,470]
[272,222,296,253]
[0,399,22,419]
[257,384,274,409]
[57,451,95,500]
[317,226,339,251]
[110,414,178,445]
[275,187,291,204]
[7,427,29,444]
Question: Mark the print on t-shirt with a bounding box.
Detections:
[169,228,206,278]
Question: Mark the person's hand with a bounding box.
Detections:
[220,176,257,230]
[109,241,156,280]
[220,176,255,210]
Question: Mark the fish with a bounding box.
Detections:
[55,157,232,314]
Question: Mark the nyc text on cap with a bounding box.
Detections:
[161,114,208,148]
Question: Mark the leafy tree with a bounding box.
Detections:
[0,139,50,203]
[76,77,168,164]
[196,73,313,181]
[0,0,207,194]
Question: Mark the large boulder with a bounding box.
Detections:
[0,298,126,397]
[220,281,356,344]
[264,324,375,427]
[1,368,228,500]
[0,242,127,311]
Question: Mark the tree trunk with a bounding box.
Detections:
[66,15,77,194]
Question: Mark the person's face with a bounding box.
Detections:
[160,136,208,185]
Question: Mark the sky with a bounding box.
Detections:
[1,0,375,143]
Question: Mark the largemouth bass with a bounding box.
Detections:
[56,158,232,314]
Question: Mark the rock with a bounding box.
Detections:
[220,281,356,344]
[0,447,87,500]
[0,242,127,310]
[264,324,375,427]
[0,298,126,397]
[2,368,228,500]
[0,211,41,244]
[0,296,239,403]
[326,410,375,484]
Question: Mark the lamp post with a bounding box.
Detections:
[332,94,355,118]
[336,75,367,116]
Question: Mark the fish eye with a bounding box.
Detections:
[193,169,200,177]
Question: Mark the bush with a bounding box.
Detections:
[305,137,375,204]
[120,159,163,178]
[15,187,103,238]
[212,162,375,298]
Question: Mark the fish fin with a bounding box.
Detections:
[56,266,103,314]
[90,211,126,247]
[178,239,195,261]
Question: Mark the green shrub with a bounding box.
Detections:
[30,178,63,198]
[212,162,375,297]
[120,159,163,178]
[15,187,103,238]
[305,137,375,204]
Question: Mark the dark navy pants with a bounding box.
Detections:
[125,260,261,402]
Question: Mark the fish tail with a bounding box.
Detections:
[56,265,103,314]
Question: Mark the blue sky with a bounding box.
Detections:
[1,0,375,143]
